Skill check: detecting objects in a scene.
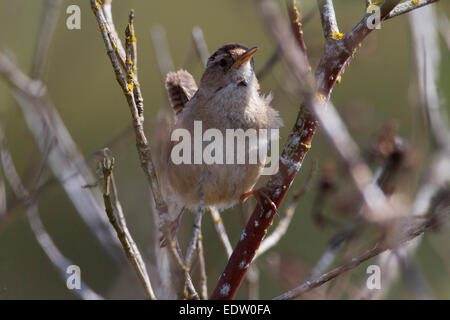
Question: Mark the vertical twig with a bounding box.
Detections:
[246,264,260,300]
[317,0,340,39]
[165,237,200,300]
[102,0,126,67]
[32,0,62,80]
[126,11,144,118]
[409,4,449,149]
[209,208,233,258]
[184,197,205,269]
[150,26,175,80]
[288,1,309,63]
[183,196,205,298]
[100,152,156,300]
[197,231,208,299]
[191,27,210,67]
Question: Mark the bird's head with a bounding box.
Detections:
[199,43,258,94]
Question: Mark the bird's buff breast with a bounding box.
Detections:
[166,89,274,209]
[167,158,263,210]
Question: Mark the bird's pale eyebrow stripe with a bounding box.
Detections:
[228,48,246,56]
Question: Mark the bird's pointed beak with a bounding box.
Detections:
[232,46,258,68]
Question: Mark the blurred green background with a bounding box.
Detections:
[0,0,448,299]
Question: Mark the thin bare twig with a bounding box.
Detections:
[126,11,144,118]
[185,202,204,270]
[150,25,175,80]
[409,4,449,149]
[387,0,440,19]
[246,264,260,300]
[165,238,200,300]
[183,197,205,297]
[197,230,208,299]
[317,0,340,39]
[100,152,156,300]
[276,243,384,300]
[102,0,126,68]
[288,0,310,68]
[32,0,62,81]
[274,208,449,299]
[191,27,210,68]
[209,207,233,258]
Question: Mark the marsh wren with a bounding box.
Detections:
[162,44,282,228]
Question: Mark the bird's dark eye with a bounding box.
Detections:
[219,59,227,67]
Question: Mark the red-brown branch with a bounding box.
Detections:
[287,1,309,67]
[210,0,441,300]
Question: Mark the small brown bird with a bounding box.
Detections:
[161,44,282,233]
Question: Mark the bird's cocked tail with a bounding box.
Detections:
[165,70,198,116]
